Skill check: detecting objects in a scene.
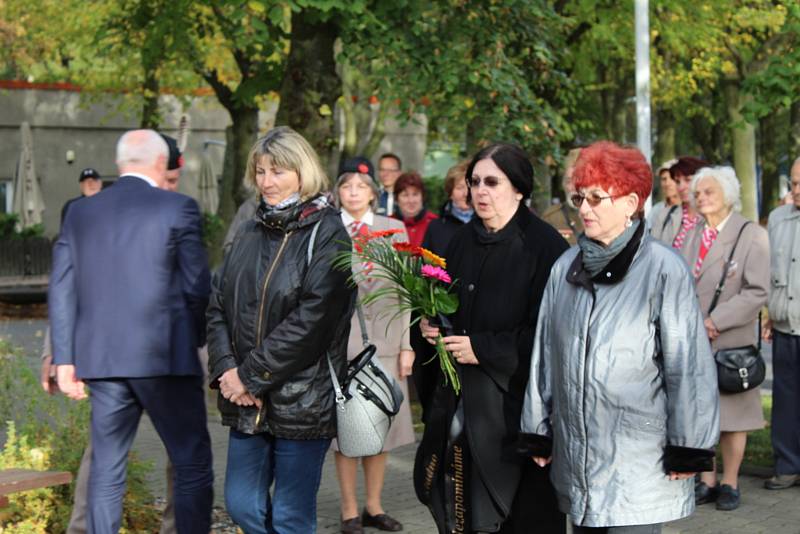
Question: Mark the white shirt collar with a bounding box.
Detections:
[125,172,159,188]
[341,209,374,228]
[709,211,734,232]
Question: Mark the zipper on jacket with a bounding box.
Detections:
[254,230,292,426]
[580,287,597,523]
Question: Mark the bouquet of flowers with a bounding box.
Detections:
[334,228,461,393]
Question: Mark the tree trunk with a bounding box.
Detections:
[654,108,676,166]
[140,68,161,129]
[229,107,259,208]
[724,78,758,221]
[791,100,800,157]
[274,11,341,172]
[760,112,779,217]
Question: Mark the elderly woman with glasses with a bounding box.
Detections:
[520,141,719,534]
[418,143,569,533]
[680,166,769,512]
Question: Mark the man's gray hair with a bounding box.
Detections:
[691,166,742,212]
[116,130,168,168]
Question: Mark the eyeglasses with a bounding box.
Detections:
[468,176,501,188]
[569,192,621,208]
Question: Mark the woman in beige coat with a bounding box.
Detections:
[681,166,769,512]
[333,157,416,534]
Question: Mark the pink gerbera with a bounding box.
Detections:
[420,264,452,284]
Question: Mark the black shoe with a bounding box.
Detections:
[764,474,800,490]
[716,484,740,511]
[341,516,364,534]
[695,481,718,505]
[362,508,403,531]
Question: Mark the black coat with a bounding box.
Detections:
[415,203,568,532]
[206,195,355,438]
[422,201,471,257]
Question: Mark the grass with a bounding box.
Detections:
[741,395,773,468]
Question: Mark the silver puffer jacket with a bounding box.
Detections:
[521,234,719,528]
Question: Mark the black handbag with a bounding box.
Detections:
[707,221,766,393]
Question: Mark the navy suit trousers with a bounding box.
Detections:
[772,331,800,475]
[86,376,213,534]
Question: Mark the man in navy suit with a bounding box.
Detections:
[50,129,213,534]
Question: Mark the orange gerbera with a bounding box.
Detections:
[420,247,446,268]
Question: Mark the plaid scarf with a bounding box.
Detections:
[693,226,719,278]
[672,207,702,250]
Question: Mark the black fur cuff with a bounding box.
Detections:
[664,445,715,473]
[517,433,552,458]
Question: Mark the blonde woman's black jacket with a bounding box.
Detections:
[207,195,355,438]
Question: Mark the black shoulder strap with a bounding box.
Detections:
[708,221,751,315]
[662,204,680,233]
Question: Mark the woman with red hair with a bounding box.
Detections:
[520,141,720,532]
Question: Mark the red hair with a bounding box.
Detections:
[394,171,426,198]
[572,141,652,212]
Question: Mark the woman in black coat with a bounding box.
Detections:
[417,143,568,533]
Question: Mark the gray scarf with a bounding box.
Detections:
[578,219,641,278]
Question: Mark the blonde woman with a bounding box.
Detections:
[207,126,355,534]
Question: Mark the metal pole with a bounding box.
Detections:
[635,0,652,213]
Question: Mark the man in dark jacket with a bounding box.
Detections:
[60,167,103,225]
[50,129,213,534]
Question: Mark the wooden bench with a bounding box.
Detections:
[0,468,72,507]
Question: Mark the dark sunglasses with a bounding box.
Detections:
[468,176,501,188]
[569,192,621,208]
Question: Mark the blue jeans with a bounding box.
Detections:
[224,429,330,534]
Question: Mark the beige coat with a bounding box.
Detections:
[681,211,769,431]
[337,213,416,452]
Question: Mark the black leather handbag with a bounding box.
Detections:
[707,222,766,394]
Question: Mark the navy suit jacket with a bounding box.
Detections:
[49,175,211,379]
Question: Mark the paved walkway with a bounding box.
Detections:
[134,412,800,534]
[3,318,799,533]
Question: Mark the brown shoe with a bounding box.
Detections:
[764,474,800,490]
[341,516,364,534]
[361,509,403,531]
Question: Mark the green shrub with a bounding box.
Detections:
[423,175,447,215]
[0,340,159,533]
[0,213,44,239]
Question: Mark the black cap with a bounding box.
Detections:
[79,168,100,182]
[339,156,375,182]
[160,134,184,171]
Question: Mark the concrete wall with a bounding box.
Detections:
[0,87,427,236]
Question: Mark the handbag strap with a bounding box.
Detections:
[707,221,751,315]
[326,354,346,406]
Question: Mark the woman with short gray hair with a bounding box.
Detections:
[681,165,769,511]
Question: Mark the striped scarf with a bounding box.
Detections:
[693,226,719,278]
[672,207,702,250]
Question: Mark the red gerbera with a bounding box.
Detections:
[392,242,423,256]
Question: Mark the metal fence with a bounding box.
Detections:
[0,238,52,277]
